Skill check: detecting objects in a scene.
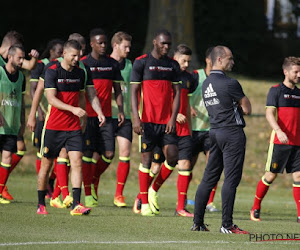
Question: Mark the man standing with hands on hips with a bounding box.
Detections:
[191,46,252,234]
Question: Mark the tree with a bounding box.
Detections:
[144,0,199,68]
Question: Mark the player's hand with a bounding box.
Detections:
[28,49,39,59]
[133,116,143,135]
[190,106,197,118]
[276,129,288,144]
[118,112,125,127]
[176,113,186,124]
[165,119,176,134]
[72,107,86,118]
[27,113,36,132]
[98,114,106,127]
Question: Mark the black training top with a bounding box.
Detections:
[202,70,245,128]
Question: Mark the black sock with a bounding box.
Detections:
[48,178,55,192]
[72,188,81,209]
[38,190,47,206]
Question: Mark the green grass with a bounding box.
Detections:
[1,74,300,249]
[1,174,300,249]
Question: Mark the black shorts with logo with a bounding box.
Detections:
[141,123,178,153]
[191,131,211,156]
[112,118,132,142]
[83,117,115,154]
[266,144,300,174]
[152,145,165,163]
[41,129,83,158]
[0,134,17,153]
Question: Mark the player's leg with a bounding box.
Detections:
[292,171,300,222]
[66,130,90,216]
[220,127,249,234]
[192,129,222,231]
[175,136,193,217]
[114,136,131,207]
[0,149,13,204]
[250,144,288,221]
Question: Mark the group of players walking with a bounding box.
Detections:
[0,27,300,234]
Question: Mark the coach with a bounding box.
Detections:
[191,46,252,234]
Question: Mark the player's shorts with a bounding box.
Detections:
[83,117,115,154]
[141,123,178,153]
[41,129,83,158]
[191,131,211,156]
[265,144,300,174]
[152,146,165,163]
[112,118,132,142]
[32,120,44,149]
[0,134,17,153]
[178,135,192,161]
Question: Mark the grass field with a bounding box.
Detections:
[1,74,300,249]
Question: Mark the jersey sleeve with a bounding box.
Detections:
[266,87,278,108]
[172,60,181,84]
[227,79,245,102]
[40,61,56,80]
[130,58,144,84]
[30,62,44,82]
[44,68,57,90]
[85,65,94,87]
[113,60,123,83]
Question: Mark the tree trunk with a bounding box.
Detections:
[144,0,199,69]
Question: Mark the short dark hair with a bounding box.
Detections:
[68,33,86,45]
[205,46,214,59]
[154,28,171,39]
[282,57,300,70]
[2,30,24,46]
[111,31,132,47]
[64,40,81,51]
[210,46,228,65]
[89,28,106,40]
[174,44,192,56]
[8,43,25,56]
[40,38,64,59]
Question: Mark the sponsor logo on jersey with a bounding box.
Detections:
[57,78,80,84]
[204,83,217,98]
[284,94,300,100]
[90,67,113,72]
[149,66,173,72]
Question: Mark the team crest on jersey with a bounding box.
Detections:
[43,147,49,154]
[86,140,91,146]
[186,80,190,89]
[272,162,278,169]
[142,143,147,150]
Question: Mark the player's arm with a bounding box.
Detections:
[113,81,124,126]
[239,96,252,115]
[21,49,39,70]
[86,86,106,127]
[266,106,288,144]
[79,91,87,132]
[131,83,143,135]
[166,83,181,134]
[27,78,45,132]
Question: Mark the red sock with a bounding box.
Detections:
[152,161,174,192]
[52,179,61,199]
[9,151,24,174]
[0,164,10,193]
[137,171,155,200]
[207,183,218,205]
[177,171,190,211]
[253,178,270,210]
[115,157,130,197]
[139,164,150,204]
[82,158,92,196]
[55,160,69,199]
[293,185,300,217]
[36,156,41,174]
[93,156,111,194]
